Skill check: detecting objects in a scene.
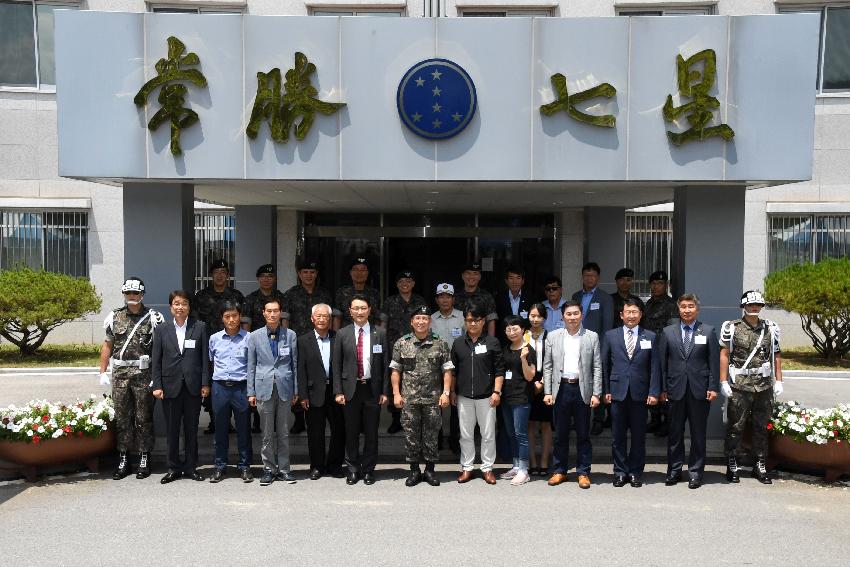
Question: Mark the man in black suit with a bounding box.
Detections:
[658,293,720,489]
[298,303,346,480]
[333,294,389,485]
[495,265,534,345]
[151,290,210,483]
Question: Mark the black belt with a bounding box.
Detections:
[356,378,370,385]
[215,380,246,387]
[561,378,580,385]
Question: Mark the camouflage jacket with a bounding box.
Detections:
[389,331,454,404]
[720,318,781,392]
[643,295,678,334]
[335,285,382,327]
[104,305,164,366]
[242,288,287,331]
[192,286,244,335]
[453,288,498,321]
[281,284,335,337]
[382,293,428,348]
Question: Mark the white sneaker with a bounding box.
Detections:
[500,467,519,480]
[511,470,530,486]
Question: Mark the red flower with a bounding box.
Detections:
[834,431,840,437]
[32,435,41,444]
[767,423,774,430]
[804,415,810,423]
[41,415,49,422]
[63,426,72,433]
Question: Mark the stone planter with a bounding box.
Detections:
[0,430,116,481]
[768,433,850,482]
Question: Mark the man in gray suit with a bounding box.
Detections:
[247,297,299,486]
[658,293,720,489]
[543,300,602,489]
[333,294,390,486]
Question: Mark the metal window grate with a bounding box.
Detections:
[769,214,850,273]
[194,211,235,292]
[625,212,673,297]
[0,210,88,277]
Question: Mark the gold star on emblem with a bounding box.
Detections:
[432,102,442,113]
[432,86,441,96]
[412,112,422,122]
[452,112,462,122]
[431,69,442,80]
[415,77,425,87]
[432,119,442,128]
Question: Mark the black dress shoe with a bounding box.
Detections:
[210,469,226,483]
[664,471,682,486]
[387,418,402,434]
[688,477,702,489]
[613,475,627,487]
[405,470,422,487]
[187,470,205,481]
[240,468,254,483]
[423,470,440,486]
[629,474,643,488]
[309,468,322,480]
[260,470,275,486]
[363,473,376,485]
[113,454,131,481]
[160,471,181,484]
[590,421,604,436]
[346,471,360,485]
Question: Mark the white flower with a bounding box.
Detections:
[26,430,33,437]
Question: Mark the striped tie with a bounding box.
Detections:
[627,329,635,359]
[356,327,364,378]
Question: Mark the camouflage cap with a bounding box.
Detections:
[256,263,275,277]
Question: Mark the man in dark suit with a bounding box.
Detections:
[495,265,534,345]
[658,293,720,489]
[298,303,346,480]
[572,262,614,435]
[151,290,210,483]
[333,294,389,485]
[602,299,660,488]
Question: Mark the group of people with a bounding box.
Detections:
[97,258,783,489]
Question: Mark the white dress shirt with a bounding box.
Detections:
[174,318,187,354]
[355,323,372,379]
[315,330,332,379]
[562,328,582,376]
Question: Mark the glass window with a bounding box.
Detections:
[617,6,713,16]
[625,212,673,297]
[312,9,402,16]
[151,6,243,13]
[0,210,88,276]
[0,0,37,87]
[768,214,850,273]
[461,9,551,17]
[194,211,235,292]
[780,5,850,93]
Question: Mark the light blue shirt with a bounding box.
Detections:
[544,298,567,332]
[315,330,331,378]
[681,322,695,342]
[209,329,249,381]
[580,288,596,321]
[508,291,522,316]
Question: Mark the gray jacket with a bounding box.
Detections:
[247,327,298,402]
[543,327,602,405]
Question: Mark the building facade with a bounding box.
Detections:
[0,0,846,345]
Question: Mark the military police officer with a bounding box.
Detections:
[242,264,287,332]
[98,277,164,480]
[334,257,382,330]
[642,270,678,435]
[389,305,454,487]
[193,259,244,433]
[720,290,783,485]
[282,258,335,337]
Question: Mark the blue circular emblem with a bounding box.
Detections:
[397,58,477,140]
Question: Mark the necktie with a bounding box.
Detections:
[356,327,364,378]
[683,325,692,357]
[626,329,635,359]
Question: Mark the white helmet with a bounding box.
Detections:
[740,290,765,307]
[121,277,145,294]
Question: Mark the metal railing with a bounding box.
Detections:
[769,214,850,273]
[625,212,673,297]
[0,210,88,277]
[194,211,235,292]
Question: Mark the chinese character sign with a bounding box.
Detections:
[246,52,346,143]
[539,73,617,128]
[662,49,734,146]
[133,36,208,156]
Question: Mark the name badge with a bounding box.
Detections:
[640,340,652,349]
[372,344,383,354]
[505,370,513,380]
[590,302,600,311]
[451,328,462,338]
[474,344,487,355]
[694,335,707,345]
[279,345,290,357]
[184,339,196,349]
[519,311,528,319]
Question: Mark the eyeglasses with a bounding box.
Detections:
[544,286,560,292]
[350,306,369,312]
[464,317,484,324]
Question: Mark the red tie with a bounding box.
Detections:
[356,327,364,378]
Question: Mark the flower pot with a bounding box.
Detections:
[0,430,116,481]
[768,433,850,482]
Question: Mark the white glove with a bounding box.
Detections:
[773,381,784,396]
[99,372,111,386]
[720,381,733,398]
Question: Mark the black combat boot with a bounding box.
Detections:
[726,455,740,483]
[405,463,422,487]
[423,462,440,486]
[113,451,131,480]
[752,458,772,484]
[136,452,151,479]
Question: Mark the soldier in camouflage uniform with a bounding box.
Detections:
[382,270,428,434]
[720,290,783,485]
[241,263,287,332]
[389,305,454,487]
[193,259,244,433]
[282,258,335,337]
[642,270,678,435]
[610,268,645,329]
[453,263,498,338]
[334,257,382,329]
[98,277,164,480]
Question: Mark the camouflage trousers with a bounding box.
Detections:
[725,388,773,459]
[402,403,442,464]
[112,368,155,453]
